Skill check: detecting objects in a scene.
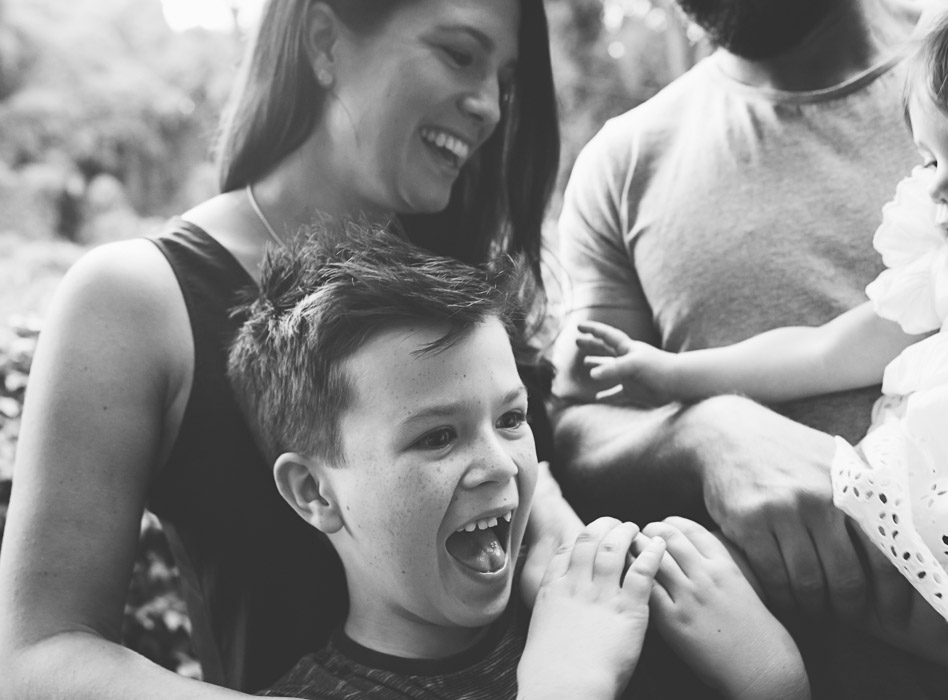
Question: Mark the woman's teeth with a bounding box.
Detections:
[457,511,513,533]
[420,128,471,162]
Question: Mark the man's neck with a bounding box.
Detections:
[716,0,918,92]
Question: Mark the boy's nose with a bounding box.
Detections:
[461,434,519,488]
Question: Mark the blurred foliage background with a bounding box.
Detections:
[0,0,708,680]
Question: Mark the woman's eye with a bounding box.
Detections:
[497,410,526,431]
[442,46,474,68]
[415,428,455,450]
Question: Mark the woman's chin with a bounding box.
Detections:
[395,182,456,216]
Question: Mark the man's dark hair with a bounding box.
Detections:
[228,221,534,465]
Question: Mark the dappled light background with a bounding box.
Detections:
[0,0,708,679]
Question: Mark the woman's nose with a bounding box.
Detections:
[461,78,503,132]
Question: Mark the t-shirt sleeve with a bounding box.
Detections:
[556,117,652,318]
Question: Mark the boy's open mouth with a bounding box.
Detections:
[446,510,513,574]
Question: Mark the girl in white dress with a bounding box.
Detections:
[577,14,948,621]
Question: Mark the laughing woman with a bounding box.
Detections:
[0,1,559,697]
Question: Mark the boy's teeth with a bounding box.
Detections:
[457,511,511,533]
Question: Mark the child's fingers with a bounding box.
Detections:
[540,540,576,586]
[661,516,728,560]
[576,336,616,357]
[595,385,624,401]
[576,320,634,353]
[583,355,612,370]
[648,574,674,614]
[624,535,665,596]
[593,521,639,581]
[641,523,692,595]
[566,517,624,577]
[643,521,705,570]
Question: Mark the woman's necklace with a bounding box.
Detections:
[245,183,283,246]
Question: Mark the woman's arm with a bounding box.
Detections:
[0,241,261,699]
[580,302,921,405]
[519,462,584,608]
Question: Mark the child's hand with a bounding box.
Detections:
[639,517,810,700]
[517,518,665,700]
[576,320,680,406]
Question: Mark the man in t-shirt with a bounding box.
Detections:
[551,0,948,697]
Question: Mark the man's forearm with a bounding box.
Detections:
[550,398,710,525]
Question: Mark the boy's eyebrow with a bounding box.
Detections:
[399,385,528,429]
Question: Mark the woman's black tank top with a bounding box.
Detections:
[148,219,347,692]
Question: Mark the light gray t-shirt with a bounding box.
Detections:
[558,50,919,444]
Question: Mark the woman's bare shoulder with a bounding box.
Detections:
[44,237,192,376]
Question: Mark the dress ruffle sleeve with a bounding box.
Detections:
[865,166,948,334]
[832,166,948,622]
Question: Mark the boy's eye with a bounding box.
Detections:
[497,410,526,431]
[415,427,456,450]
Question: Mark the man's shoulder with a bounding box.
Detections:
[572,54,721,181]
[591,55,720,146]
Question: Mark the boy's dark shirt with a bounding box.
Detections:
[258,599,527,699]
[258,593,722,700]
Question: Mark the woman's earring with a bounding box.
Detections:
[317,69,334,88]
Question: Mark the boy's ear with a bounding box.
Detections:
[304,3,341,88]
[274,452,344,535]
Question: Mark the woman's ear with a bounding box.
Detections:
[274,452,344,534]
[304,3,340,89]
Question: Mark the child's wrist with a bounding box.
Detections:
[721,651,810,700]
[517,671,621,700]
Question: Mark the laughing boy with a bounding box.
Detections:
[227,226,808,699]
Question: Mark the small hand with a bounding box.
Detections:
[641,517,810,700]
[518,518,665,700]
[576,320,679,406]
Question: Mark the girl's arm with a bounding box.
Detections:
[0,241,268,699]
[580,302,922,405]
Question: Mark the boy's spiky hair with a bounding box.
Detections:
[227,220,533,465]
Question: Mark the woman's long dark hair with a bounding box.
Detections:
[215,0,559,295]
